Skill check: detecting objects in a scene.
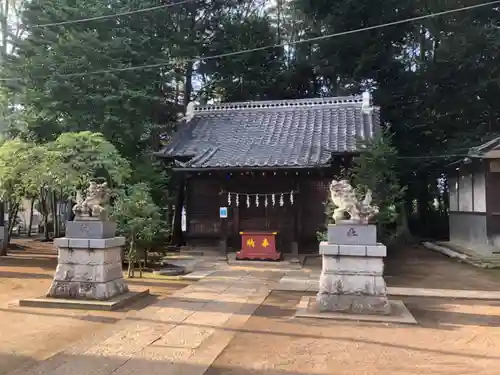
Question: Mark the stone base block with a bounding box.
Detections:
[319,243,387,257]
[54,237,125,250]
[365,244,387,257]
[318,272,387,295]
[58,247,122,266]
[65,220,117,239]
[319,242,339,255]
[315,293,390,315]
[295,297,417,324]
[53,262,123,283]
[327,224,376,245]
[19,289,149,311]
[322,255,384,275]
[47,278,129,300]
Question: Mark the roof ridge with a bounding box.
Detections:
[194,96,364,114]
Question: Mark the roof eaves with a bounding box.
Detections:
[171,163,333,172]
[469,135,500,156]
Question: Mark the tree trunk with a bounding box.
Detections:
[39,187,50,241]
[52,190,60,238]
[27,198,35,237]
[396,203,412,244]
[43,214,49,241]
[0,201,4,227]
[166,202,173,240]
[0,0,9,63]
[0,201,5,255]
[127,233,135,278]
[68,198,76,221]
[7,202,19,244]
[183,61,194,108]
[416,173,431,238]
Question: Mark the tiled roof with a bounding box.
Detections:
[157,95,381,169]
[469,136,500,156]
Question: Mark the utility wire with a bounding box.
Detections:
[4,0,500,81]
[30,0,199,28]
[396,154,471,159]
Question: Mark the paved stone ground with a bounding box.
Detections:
[206,291,500,375]
[4,242,500,375]
[0,240,190,375]
[4,269,281,375]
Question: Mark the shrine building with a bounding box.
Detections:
[156,94,381,258]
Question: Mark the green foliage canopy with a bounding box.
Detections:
[111,182,164,247]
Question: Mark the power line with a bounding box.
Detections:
[31,0,198,28]
[396,154,470,159]
[4,0,500,81]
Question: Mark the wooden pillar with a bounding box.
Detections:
[290,178,300,262]
[219,180,229,257]
[172,173,185,246]
[234,202,240,242]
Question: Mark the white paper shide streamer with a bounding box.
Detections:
[224,191,296,208]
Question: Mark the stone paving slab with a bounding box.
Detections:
[180,270,215,281]
[156,325,215,349]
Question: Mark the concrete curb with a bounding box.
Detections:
[422,241,500,268]
[271,281,500,300]
[422,241,469,261]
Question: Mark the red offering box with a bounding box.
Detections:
[236,231,281,261]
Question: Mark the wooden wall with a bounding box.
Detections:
[184,171,332,252]
[448,158,500,253]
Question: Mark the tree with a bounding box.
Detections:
[0,0,25,62]
[38,131,131,239]
[0,139,41,252]
[197,12,286,102]
[2,0,499,244]
[46,131,131,192]
[5,0,179,161]
[351,131,406,242]
[111,183,164,278]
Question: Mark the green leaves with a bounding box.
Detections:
[0,131,130,203]
[46,131,131,192]
[111,182,164,246]
[5,0,178,162]
[352,131,405,230]
[0,139,38,201]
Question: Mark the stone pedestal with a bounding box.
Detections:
[47,221,129,300]
[316,223,390,315]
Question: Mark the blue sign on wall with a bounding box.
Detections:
[219,207,228,218]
